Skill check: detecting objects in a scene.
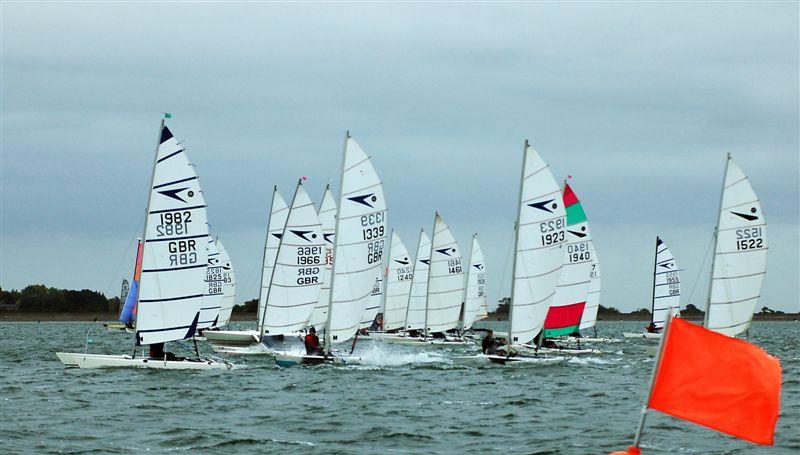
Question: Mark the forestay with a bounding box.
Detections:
[325,135,388,345]
[307,186,336,330]
[214,239,236,327]
[425,213,464,335]
[199,238,224,329]
[404,230,430,331]
[651,236,681,329]
[257,188,289,332]
[543,184,593,338]
[383,231,414,331]
[706,156,767,337]
[462,234,487,330]
[261,182,325,336]
[508,143,566,345]
[135,125,209,346]
[578,242,601,331]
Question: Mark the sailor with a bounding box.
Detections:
[482,329,501,355]
[304,326,323,356]
[645,322,659,334]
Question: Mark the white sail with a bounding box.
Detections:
[307,186,336,330]
[257,188,289,332]
[325,135,388,345]
[425,213,464,335]
[652,237,681,329]
[508,143,566,345]
[578,242,601,331]
[543,183,593,338]
[404,230,431,331]
[462,234,486,330]
[261,182,325,336]
[198,237,224,329]
[214,239,236,327]
[362,269,383,329]
[706,156,767,336]
[383,231,414,331]
[136,125,209,346]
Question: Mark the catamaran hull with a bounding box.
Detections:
[56,353,239,370]
[203,330,261,346]
[477,354,566,366]
[622,332,661,339]
[515,344,602,355]
[212,343,274,356]
[274,353,361,367]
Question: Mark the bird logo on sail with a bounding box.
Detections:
[158,187,192,203]
[731,207,759,222]
[271,233,283,240]
[348,193,377,208]
[436,247,456,257]
[568,228,588,238]
[323,233,334,243]
[290,230,317,242]
[420,258,431,265]
[528,199,557,213]
[660,262,674,269]
[394,258,410,265]
[473,264,484,270]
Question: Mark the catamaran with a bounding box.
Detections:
[623,236,682,339]
[485,141,567,365]
[57,121,237,370]
[275,132,388,366]
[704,154,767,337]
[204,187,289,352]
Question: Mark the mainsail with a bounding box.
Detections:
[705,155,767,337]
[651,236,681,329]
[119,239,143,325]
[578,242,601,331]
[260,181,325,336]
[424,213,465,335]
[362,269,383,329]
[462,234,486,331]
[199,237,224,329]
[307,185,336,330]
[215,239,236,327]
[543,183,593,337]
[257,188,289,333]
[382,231,414,331]
[135,124,209,346]
[508,142,566,345]
[324,134,388,346]
[404,230,431,331]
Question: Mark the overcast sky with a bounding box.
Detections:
[2,2,798,313]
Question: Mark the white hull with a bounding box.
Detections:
[622,332,661,339]
[459,354,566,366]
[203,329,260,345]
[274,352,361,367]
[56,352,240,370]
[212,343,274,356]
[560,336,621,343]
[516,344,602,355]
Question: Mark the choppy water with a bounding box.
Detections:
[0,321,797,454]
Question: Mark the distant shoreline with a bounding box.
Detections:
[0,311,796,323]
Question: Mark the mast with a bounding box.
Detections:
[256,185,278,338]
[650,236,659,325]
[703,153,730,328]
[460,233,476,331]
[402,227,424,333]
[130,118,165,357]
[507,140,528,358]
[380,229,393,331]
[423,212,438,339]
[259,180,302,341]
[324,130,350,352]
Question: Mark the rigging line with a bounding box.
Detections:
[685,230,716,308]
[103,216,144,298]
[495,223,516,311]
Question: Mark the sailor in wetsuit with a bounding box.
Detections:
[304,327,324,356]
[482,329,502,355]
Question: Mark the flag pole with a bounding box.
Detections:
[633,314,672,447]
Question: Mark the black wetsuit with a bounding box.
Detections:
[482,335,500,355]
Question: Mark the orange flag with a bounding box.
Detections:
[648,317,781,445]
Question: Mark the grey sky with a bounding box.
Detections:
[2,3,798,313]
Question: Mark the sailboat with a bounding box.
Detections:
[106,239,143,332]
[704,154,767,337]
[364,230,414,339]
[422,212,466,343]
[275,132,387,366]
[195,237,224,337]
[57,121,237,370]
[380,229,431,344]
[486,140,567,365]
[306,185,337,331]
[567,242,619,343]
[212,239,237,328]
[623,236,682,339]
[204,187,289,351]
[461,234,487,332]
[361,268,384,330]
